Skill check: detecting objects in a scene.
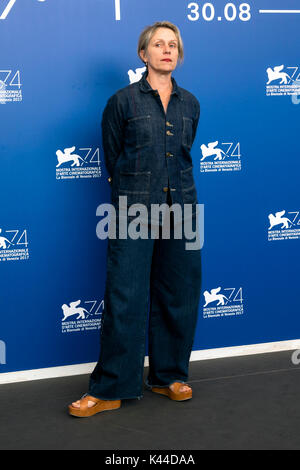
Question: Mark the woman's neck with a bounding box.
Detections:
[146,69,173,94]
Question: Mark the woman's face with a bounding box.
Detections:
[140,27,179,74]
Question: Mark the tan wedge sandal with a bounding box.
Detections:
[68,393,121,418]
[151,382,192,401]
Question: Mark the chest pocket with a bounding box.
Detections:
[126,115,152,149]
[182,117,194,150]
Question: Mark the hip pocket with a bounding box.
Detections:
[181,166,197,204]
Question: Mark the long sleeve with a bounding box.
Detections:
[101,93,125,180]
[192,99,200,146]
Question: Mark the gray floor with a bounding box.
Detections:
[1,350,300,450]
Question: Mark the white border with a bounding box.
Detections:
[1,339,300,384]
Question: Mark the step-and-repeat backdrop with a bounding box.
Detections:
[0,0,299,373]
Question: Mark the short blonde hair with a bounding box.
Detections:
[138,21,184,65]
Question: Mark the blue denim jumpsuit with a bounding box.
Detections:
[88,70,202,400]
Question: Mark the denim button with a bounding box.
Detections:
[166,121,173,127]
[163,187,169,192]
[166,130,174,136]
[166,152,173,157]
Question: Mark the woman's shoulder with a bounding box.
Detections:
[108,80,139,99]
[103,82,139,110]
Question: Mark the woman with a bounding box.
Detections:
[68,21,202,418]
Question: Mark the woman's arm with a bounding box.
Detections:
[101,93,125,181]
[191,99,200,146]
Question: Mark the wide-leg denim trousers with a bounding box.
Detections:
[89,205,202,401]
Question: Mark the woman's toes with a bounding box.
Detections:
[180,385,191,393]
[169,383,191,393]
[72,400,81,408]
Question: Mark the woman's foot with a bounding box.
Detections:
[151,382,192,401]
[68,394,121,417]
[169,383,191,393]
[71,397,98,409]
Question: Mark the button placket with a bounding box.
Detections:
[164,112,177,199]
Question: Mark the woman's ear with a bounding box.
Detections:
[139,49,146,64]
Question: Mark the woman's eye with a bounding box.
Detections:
[154,43,177,47]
